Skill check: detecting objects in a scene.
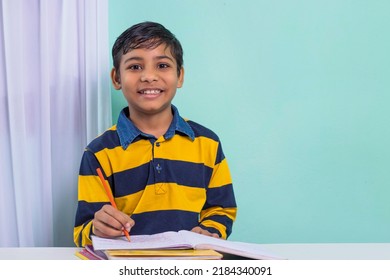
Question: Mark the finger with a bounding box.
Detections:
[124,218,135,232]
[191,226,220,238]
[92,219,124,238]
[95,208,124,231]
[102,205,134,230]
[191,226,202,234]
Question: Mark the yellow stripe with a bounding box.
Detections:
[199,205,237,240]
[154,135,218,168]
[131,183,207,214]
[93,135,220,177]
[200,206,237,222]
[209,158,232,188]
[78,175,110,203]
[81,222,93,247]
[115,190,145,216]
[95,140,153,177]
[73,221,93,247]
[200,220,227,239]
[73,225,83,246]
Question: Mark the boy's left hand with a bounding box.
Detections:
[191,226,220,238]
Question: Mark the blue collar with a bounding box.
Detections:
[116,105,195,149]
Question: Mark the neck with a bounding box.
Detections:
[129,109,173,139]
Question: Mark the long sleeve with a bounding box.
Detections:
[73,149,110,247]
[199,141,237,239]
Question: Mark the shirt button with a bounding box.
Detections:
[156,142,160,147]
[156,164,162,172]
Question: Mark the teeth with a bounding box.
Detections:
[141,89,161,95]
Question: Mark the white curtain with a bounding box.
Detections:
[0,0,111,247]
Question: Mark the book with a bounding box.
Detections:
[75,249,95,260]
[105,249,223,260]
[76,244,222,260]
[75,245,107,260]
[91,230,283,260]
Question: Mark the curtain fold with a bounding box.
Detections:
[0,0,110,247]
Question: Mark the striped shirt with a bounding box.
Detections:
[74,105,237,247]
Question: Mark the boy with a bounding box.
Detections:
[74,22,237,247]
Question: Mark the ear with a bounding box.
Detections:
[111,68,121,90]
[177,67,184,88]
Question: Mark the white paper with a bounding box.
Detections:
[91,231,191,250]
[91,230,284,259]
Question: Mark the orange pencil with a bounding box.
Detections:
[96,167,131,242]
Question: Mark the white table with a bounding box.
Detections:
[0,243,389,260]
[261,243,390,260]
[0,247,80,260]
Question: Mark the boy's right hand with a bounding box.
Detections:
[92,204,135,238]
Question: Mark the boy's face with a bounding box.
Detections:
[111,43,184,118]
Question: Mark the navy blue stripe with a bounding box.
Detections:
[187,120,226,165]
[87,129,120,152]
[74,201,109,227]
[84,120,224,161]
[187,120,220,142]
[204,184,236,209]
[207,214,234,226]
[111,160,213,197]
[199,225,222,237]
[79,151,101,175]
[109,162,150,197]
[152,159,213,187]
[130,210,199,235]
[215,141,225,165]
[86,129,150,152]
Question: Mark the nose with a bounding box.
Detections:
[140,68,158,82]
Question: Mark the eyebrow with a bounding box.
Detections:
[123,55,174,64]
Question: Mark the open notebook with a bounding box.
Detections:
[91,230,283,260]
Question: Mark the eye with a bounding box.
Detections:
[129,64,142,71]
[158,63,170,69]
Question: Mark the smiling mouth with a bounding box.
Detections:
[139,89,163,95]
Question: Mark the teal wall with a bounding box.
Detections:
[109,0,390,244]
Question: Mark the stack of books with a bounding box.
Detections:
[76,245,222,260]
[76,230,283,260]
[76,245,107,260]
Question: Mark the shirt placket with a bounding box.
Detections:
[151,138,166,195]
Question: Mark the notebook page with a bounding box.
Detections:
[178,230,284,260]
[91,231,191,251]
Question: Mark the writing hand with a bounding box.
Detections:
[92,204,135,238]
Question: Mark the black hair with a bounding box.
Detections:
[112,21,183,76]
